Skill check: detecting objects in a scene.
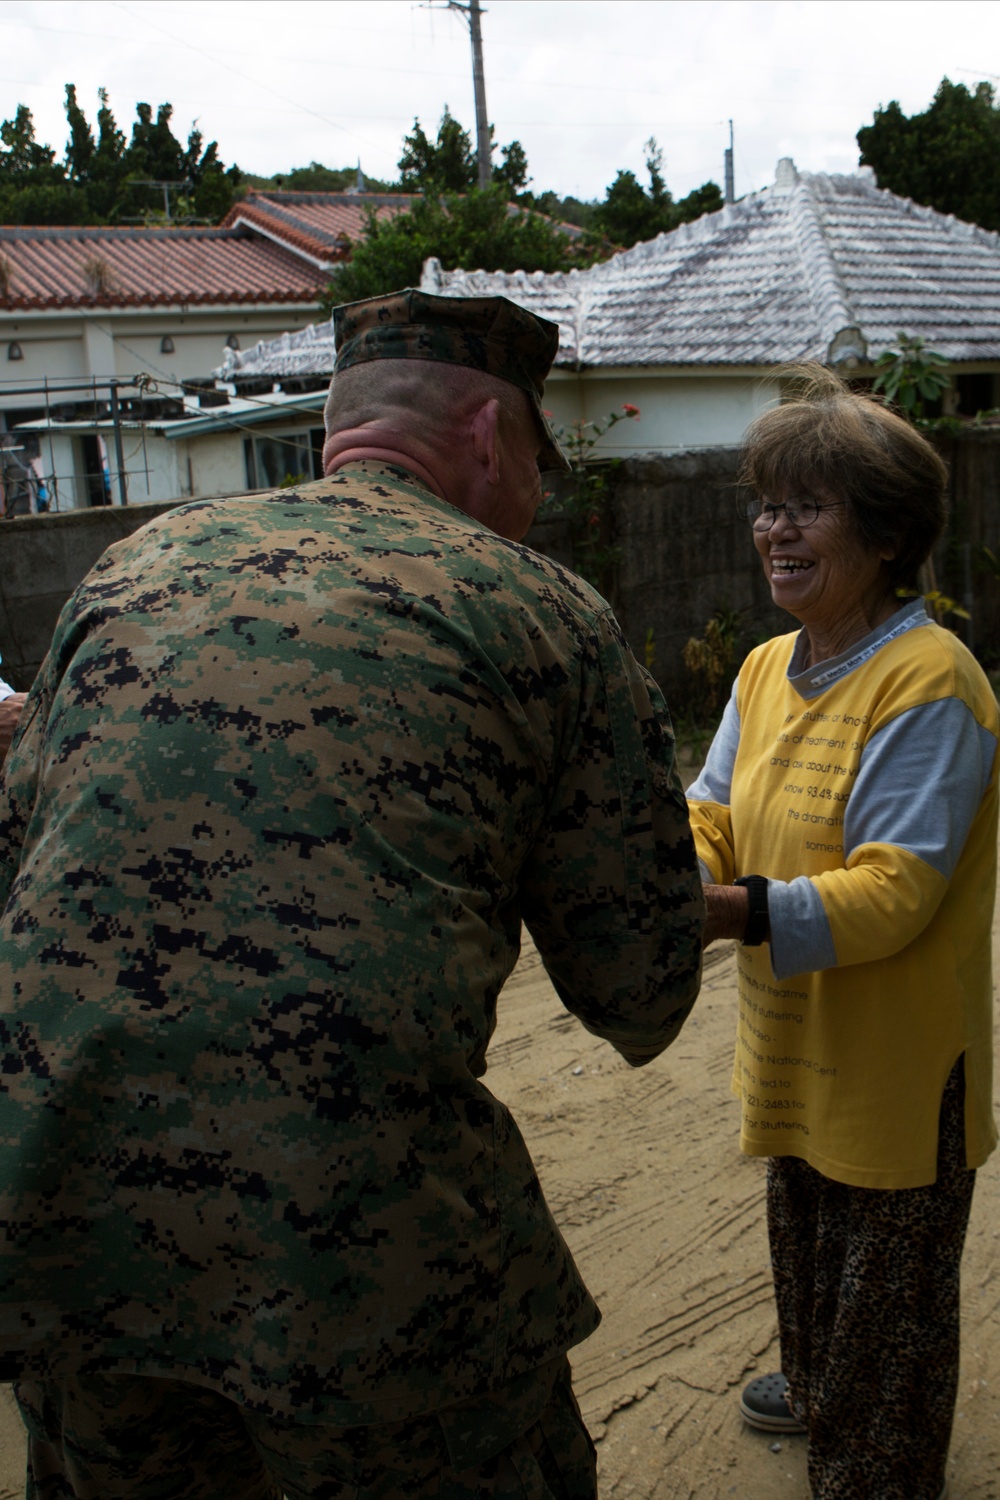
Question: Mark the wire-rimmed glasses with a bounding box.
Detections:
[740,497,846,532]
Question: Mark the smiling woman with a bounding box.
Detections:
[686,364,999,1500]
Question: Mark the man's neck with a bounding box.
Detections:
[324,445,445,500]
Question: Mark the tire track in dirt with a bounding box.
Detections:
[1,925,996,1499]
[490,927,1000,1499]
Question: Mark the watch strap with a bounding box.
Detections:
[734,875,769,946]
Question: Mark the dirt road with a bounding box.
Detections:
[492,934,1000,1500]
[1,923,997,1499]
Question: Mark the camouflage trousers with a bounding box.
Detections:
[13,1355,596,1500]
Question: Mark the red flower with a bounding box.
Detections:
[622,402,640,417]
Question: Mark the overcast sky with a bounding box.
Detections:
[2,0,998,203]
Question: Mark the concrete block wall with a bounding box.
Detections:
[0,501,179,690]
[2,437,998,705]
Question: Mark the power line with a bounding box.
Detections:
[108,0,387,159]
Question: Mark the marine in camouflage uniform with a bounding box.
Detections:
[0,291,704,1498]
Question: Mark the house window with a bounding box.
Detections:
[955,373,996,417]
[246,429,325,490]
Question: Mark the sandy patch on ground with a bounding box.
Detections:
[1,905,998,1499]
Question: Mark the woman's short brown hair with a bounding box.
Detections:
[738,364,949,590]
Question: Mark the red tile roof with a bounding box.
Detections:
[0,225,330,311]
[222,190,418,264]
[0,190,582,314]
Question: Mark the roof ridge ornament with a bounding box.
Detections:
[774,157,799,193]
[826,325,868,370]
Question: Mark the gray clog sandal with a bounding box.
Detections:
[739,1371,807,1434]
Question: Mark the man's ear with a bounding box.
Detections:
[469,399,501,486]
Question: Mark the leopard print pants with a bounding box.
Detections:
[767,1055,974,1500]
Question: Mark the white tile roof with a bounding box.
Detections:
[217,160,1000,380]
[217,317,338,382]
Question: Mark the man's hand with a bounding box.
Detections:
[702,882,750,948]
[0,694,28,761]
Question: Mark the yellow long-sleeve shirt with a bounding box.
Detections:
[688,601,999,1188]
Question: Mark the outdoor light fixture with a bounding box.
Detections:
[7,342,23,361]
[160,335,175,354]
[225,333,240,350]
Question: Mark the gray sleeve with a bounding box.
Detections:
[686,681,740,811]
[768,876,838,979]
[843,696,996,875]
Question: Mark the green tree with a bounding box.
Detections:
[321,184,587,309]
[181,126,241,221]
[595,138,722,248]
[399,107,476,192]
[0,103,91,223]
[284,162,358,192]
[597,165,663,247]
[675,180,726,223]
[273,162,391,193]
[0,104,63,184]
[127,101,184,182]
[64,84,95,182]
[0,88,240,226]
[494,139,529,195]
[398,107,531,196]
[62,86,127,220]
[528,190,601,232]
[857,78,1000,232]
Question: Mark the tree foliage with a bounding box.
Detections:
[593,138,723,248]
[320,119,729,305]
[527,191,600,232]
[398,107,530,195]
[321,185,585,309]
[257,162,395,194]
[872,332,951,418]
[857,78,1000,232]
[0,88,241,226]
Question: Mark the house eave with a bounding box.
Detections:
[12,387,327,441]
[0,300,325,322]
[225,214,341,271]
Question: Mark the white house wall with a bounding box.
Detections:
[116,432,185,504]
[185,430,248,499]
[1,306,321,416]
[544,372,781,456]
[2,330,87,389]
[105,313,318,388]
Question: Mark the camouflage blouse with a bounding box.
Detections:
[0,463,703,1422]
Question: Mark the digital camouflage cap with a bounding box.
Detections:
[333,288,571,473]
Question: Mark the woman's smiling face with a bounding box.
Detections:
[753,492,899,658]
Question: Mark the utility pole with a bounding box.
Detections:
[724,120,735,204]
[426,0,492,188]
[131,180,189,223]
[466,0,491,189]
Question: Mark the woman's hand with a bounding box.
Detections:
[0,694,27,762]
[702,882,750,947]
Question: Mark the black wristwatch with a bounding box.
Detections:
[733,875,769,946]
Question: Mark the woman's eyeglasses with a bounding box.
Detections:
[741,498,846,532]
